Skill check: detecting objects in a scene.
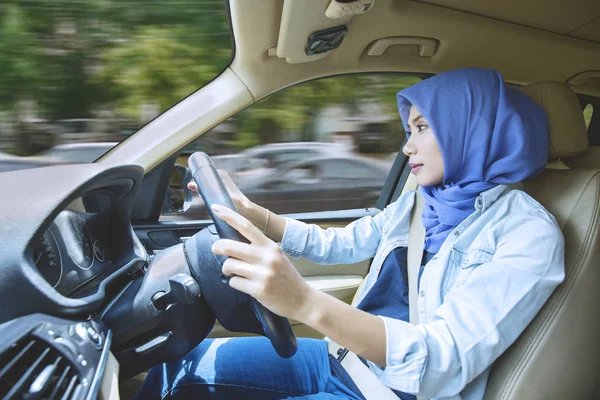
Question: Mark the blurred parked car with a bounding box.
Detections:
[183,155,388,219]
[240,141,351,168]
[0,151,57,173]
[211,154,267,174]
[354,121,405,153]
[0,142,118,173]
[210,154,270,185]
[55,119,117,142]
[35,142,118,163]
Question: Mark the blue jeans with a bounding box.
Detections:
[134,337,365,399]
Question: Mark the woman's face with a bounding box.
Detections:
[402,105,445,187]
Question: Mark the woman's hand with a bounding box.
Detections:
[187,169,251,211]
[209,203,315,321]
[208,204,387,367]
[189,167,287,242]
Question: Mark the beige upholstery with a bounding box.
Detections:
[541,86,600,400]
[520,81,589,161]
[564,146,600,169]
[521,80,597,170]
[483,82,600,399]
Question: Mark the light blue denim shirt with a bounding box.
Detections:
[280,185,565,400]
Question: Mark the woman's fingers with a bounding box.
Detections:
[227,275,260,298]
[222,257,254,279]
[212,239,262,264]
[211,204,270,246]
[187,181,198,192]
[221,258,268,300]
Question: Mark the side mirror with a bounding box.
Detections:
[162,164,193,215]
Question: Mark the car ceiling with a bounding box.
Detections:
[417,0,600,38]
[229,0,600,99]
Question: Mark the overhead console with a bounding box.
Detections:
[270,0,440,65]
[272,0,375,64]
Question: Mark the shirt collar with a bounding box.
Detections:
[475,185,509,212]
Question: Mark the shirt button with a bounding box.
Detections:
[419,291,426,297]
[454,231,460,236]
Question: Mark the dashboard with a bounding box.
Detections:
[0,163,147,399]
[0,163,148,318]
[0,160,232,398]
[32,208,114,297]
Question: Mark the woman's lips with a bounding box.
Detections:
[409,163,423,174]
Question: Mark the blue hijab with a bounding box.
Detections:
[396,68,549,253]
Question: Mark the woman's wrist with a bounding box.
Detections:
[294,286,324,326]
[241,201,286,242]
[240,200,266,230]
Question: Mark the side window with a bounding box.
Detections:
[273,151,312,167]
[258,153,277,168]
[583,103,594,130]
[282,164,318,184]
[320,159,381,180]
[579,94,600,146]
[162,74,421,221]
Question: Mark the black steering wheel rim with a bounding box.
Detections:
[187,152,297,358]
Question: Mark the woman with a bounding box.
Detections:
[135,68,565,399]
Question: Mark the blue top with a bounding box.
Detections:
[357,248,434,321]
[354,248,435,400]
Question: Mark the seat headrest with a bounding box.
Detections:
[520,81,588,161]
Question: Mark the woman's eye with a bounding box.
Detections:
[416,124,428,133]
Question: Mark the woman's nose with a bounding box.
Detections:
[403,141,415,157]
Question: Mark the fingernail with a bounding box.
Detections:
[211,204,222,212]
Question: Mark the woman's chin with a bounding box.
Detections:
[416,175,444,187]
[416,175,431,187]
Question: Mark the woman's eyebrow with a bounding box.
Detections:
[410,115,424,125]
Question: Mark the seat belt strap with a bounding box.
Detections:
[407,190,425,325]
[331,189,428,400]
[407,190,428,400]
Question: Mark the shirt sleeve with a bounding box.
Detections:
[377,210,565,398]
[279,191,415,265]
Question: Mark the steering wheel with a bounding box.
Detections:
[188,152,298,358]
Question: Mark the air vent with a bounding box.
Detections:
[0,336,82,400]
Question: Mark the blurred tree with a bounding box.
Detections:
[0,0,421,156]
[234,74,422,149]
[97,26,229,119]
[0,0,231,122]
[0,6,42,111]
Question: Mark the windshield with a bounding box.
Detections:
[0,0,232,172]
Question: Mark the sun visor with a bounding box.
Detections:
[272,0,374,64]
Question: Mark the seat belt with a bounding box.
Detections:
[329,189,428,400]
[329,341,400,400]
[407,189,429,400]
[407,189,426,325]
